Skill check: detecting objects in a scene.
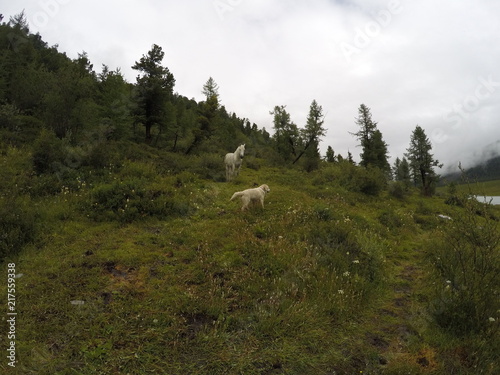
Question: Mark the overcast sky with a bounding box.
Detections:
[4,0,500,170]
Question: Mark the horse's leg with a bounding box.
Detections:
[234,161,240,177]
[231,164,236,180]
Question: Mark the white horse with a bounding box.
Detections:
[224,144,245,181]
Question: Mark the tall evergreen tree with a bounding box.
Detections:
[98,65,133,140]
[370,129,391,172]
[325,146,335,162]
[393,157,411,185]
[185,78,220,154]
[132,44,175,143]
[405,125,442,196]
[351,104,389,172]
[293,99,326,166]
[270,105,299,162]
[202,77,219,101]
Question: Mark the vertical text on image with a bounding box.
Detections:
[7,263,17,368]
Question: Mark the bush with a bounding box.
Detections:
[337,162,386,196]
[378,210,403,229]
[244,156,262,171]
[87,179,192,222]
[0,197,37,260]
[0,103,20,130]
[32,129,64,175]
[388,181,409,199]
[191,153,225,181]
[427,195,500,335]
[355,166,386,196]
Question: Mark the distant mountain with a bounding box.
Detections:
[442,154,500,183]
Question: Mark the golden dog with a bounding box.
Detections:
[230,184,270,211]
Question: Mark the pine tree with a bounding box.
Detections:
[293,100,326,167]
[370,129,391,172]
[202,77,219,101]
[393,157,411,185]
[351,104,389,172]
[347,151,355,165]
[185,78,220,154]
[325,146,335,162]
[405,125,442,196]
[132,44,175,143]
[270,105,299,162]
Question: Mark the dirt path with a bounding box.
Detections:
[366,250,438,373]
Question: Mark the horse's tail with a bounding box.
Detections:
[230,191,243,201]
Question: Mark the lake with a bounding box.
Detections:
[474,196,500,205]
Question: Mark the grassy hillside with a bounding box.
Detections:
[1,144,499,374]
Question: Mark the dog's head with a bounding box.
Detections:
[260,184,270,194]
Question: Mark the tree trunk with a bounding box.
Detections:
[145,124,152,144]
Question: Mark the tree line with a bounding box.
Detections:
[347,104,442,196]
[1,12,441,195]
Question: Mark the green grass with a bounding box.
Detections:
[438,178,500,196]
[1,152,499,374]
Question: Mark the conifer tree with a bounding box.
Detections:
[132,44,175,143]
[202,77,219,101]
[325,146,335,162]
[393,157,411,185]
[351,104,389,172]
[185,77,220,154]
[405,125,442,196]
[293,100,326,167]
[270,105,299,162]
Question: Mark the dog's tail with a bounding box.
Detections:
[230,191,243,201]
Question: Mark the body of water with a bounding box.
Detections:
[474,196,500,205]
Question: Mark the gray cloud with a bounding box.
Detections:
[4,0,500,169]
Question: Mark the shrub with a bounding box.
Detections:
[0,197,37,260]
[32,129,64,175]
[314,206,336,221]
[355,166,386,196]
[378,210,403,229]
[443,183,467,207]
[244,156,262,171]
[191,153,225,181]
[388,181,408,199]
[87,179,192,222]
[427,195,500,335]
[337,163,386,196]
[0,103,20,130]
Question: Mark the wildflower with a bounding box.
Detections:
[489,317,496,322]
[343,271,350,277]
[353,260,360,264]
[338,289,344,294]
